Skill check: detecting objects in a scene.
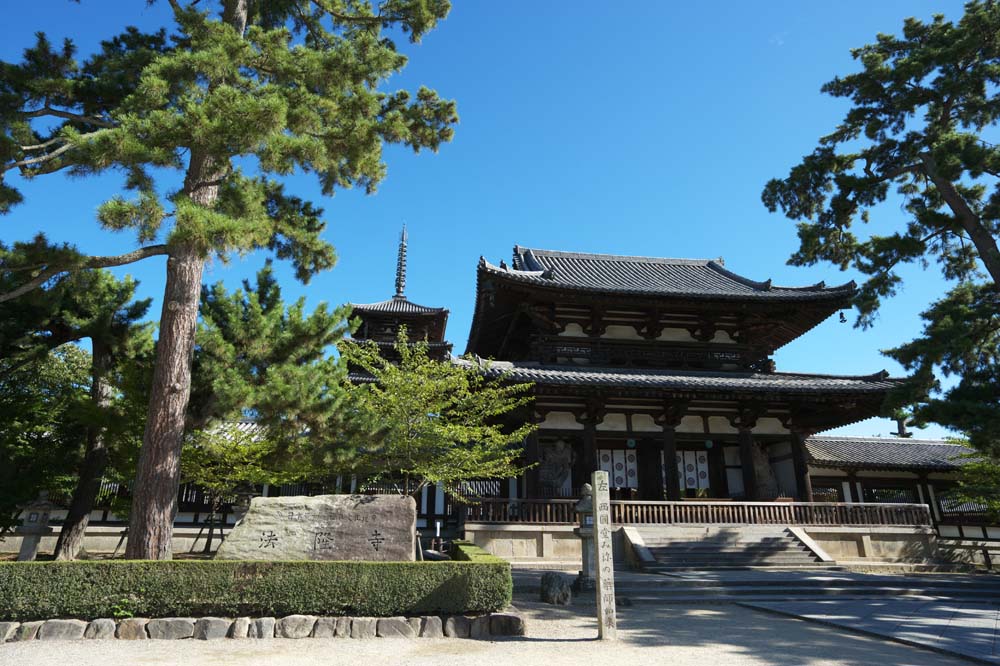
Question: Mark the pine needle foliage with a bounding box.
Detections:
[763,1,1000,453]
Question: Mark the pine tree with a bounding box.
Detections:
[1,1,456,558]
[762,2,1000,453]
[190,261,352,445]
[1,248,152,558]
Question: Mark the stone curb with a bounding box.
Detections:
[0,609,525,642]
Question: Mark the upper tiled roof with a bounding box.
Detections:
[462,360,899,395]
[805,435,972,471]
[350,295,447,316]
[478,246,856,301]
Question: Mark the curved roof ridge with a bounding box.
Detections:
[350,295,448,315]
[706,260,772,291]
[807,434,960,447]
[772,369,893,381]
[514,245,713,266]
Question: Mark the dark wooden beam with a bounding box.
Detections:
[790,431,813,502]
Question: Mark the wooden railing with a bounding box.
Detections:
[612,500,932,526]
[463,499,578,524]
[464,499,932,527]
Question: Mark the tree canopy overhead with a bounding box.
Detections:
[763,1,1000,454]
[1,0,457,559]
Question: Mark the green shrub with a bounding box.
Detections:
[0,545,511,621]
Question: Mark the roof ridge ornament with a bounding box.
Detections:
[394,224,408,298]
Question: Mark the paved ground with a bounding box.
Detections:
[0,600,973,666]
[746,599,1000,664]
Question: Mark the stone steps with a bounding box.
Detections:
[637,526,825,570]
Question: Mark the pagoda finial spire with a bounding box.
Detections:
[394,224,408,297]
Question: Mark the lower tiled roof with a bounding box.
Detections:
[465,360,899,395]
[805,435,972,471]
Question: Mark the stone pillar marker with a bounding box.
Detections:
[592,470,617,641]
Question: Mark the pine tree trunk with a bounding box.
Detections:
[123,1,246,561]
[53,338,113,560]
[125,245,205,560]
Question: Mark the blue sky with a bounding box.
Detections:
[2,1,969,438]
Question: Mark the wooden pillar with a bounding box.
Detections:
[791,432,813,502]
[524,431,540,499]
[738,426,759,501]
[577,399,603,482]
[661,426,681,501]
[582,422,597,477]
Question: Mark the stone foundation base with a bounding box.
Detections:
[0,610,525,642]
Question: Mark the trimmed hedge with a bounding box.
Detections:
[0,543,511,621]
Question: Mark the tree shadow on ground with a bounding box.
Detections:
[507,598,972,666]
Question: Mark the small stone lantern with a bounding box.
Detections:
[17,491,56,561]
[573,483,596,591]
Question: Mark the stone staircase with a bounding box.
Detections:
[609,571,1000,605]
[635,525,830,571]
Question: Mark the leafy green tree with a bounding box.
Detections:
[762,1,1000,453]
[180,423,297,552]
[0,345,90,536]
[338,329,536,498]
[1,1,457,559]
[952,454,1000,521]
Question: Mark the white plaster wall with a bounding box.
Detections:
[657,328,695,342]
[558,322,587,337]
[596,413,628,432]
[631,413,661,432]
[707,416,737,434]
[602,325,642,340]
[753,418,790,435]
[711,330,737,344]
[539,411,583,430]
[676,415,705,433]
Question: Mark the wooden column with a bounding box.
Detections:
[577,399,604,481]
[791,431,813,502]
[582,422,597,477]
[661,426,681,501]
[656,401,688,502]
[738,427,759,501]
[524,430,540,499]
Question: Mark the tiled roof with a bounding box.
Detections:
[350,295,447,315]
[478,246,856,301]
[805,435,972,471]
[462,360,899,395]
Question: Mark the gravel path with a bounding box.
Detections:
[1,601,969,666]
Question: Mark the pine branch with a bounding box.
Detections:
[4,130,108,175]
[0,244,169,303]
[23,107,116,129]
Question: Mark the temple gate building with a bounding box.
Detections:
[466,246,898,504]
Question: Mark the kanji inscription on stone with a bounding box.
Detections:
[313,531,334,551]
[592,470,617,640]
[215,495,416,561]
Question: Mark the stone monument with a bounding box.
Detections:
[215,494,416,561]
